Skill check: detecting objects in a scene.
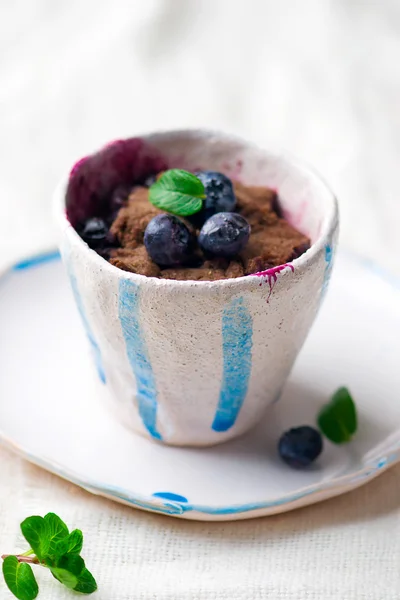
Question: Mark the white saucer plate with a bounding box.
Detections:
[0,251,399,521]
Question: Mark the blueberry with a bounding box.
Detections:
[190,171,236,227]
[198,212,250,258]
[144,214,195,267]
[278,426,323,469]
[79,218,109,249]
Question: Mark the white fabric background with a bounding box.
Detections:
[1,0,400,598]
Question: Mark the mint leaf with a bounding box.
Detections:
[21,513,69,567]
[50,556,97,594]
[54,529,83,558]
[50,568,78,590]
[3,513,97,597]
[2,556,38,600]
[56,554,85,576]
[149,169,205,216]
[20,517,46,562]
[74,568,97,594]
[317,387,357,444]
[42,513,69,559]
[50,554,84,589]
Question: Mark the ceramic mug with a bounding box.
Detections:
[54,129,339,447]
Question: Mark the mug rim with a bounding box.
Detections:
[54,128,339,289]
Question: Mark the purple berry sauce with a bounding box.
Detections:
[66,138,168,228]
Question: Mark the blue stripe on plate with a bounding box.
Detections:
[68,265,106,384]
[212,296,253,432]
[119,279,162,440]
[152,492,188,503]
[13,250,61,271]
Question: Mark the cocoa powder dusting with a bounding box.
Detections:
[109,179,310,280]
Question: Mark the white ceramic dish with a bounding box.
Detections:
[0,251,399,521]
[56,130,338,447]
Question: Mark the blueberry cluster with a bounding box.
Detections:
[144,171,251,267]
[74,167,251,268]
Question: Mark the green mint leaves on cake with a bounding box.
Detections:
[317,387,357,444]
[2,513,97,600]
[148,169,205,216]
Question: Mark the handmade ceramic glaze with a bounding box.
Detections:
[1,252,400,520]
[54,130,339,446]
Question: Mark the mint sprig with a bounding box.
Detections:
[317,387,357,444]
[148,169,205,216]
[2,558,38,600]
[2,513,97,600]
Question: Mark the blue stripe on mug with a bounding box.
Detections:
[321,243,333,298]
[212,296,253,432]
[68,266,106,384]
[119,279,162,440]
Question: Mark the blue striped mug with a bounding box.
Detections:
[55,130,338,446]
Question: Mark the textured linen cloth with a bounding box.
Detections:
[1,1,400,598]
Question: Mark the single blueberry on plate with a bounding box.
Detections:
[79,217,109,249]
[278,426,323,469]
[144,214,195,267]
[198,212,250,258]
[190,171,236,226]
